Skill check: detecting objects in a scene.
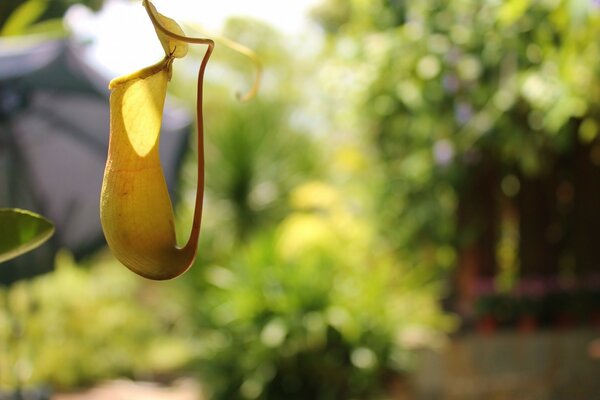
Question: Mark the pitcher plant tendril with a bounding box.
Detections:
[100,0,260,280]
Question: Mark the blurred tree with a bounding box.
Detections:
[312,0,600,319]
[187,181,453,400]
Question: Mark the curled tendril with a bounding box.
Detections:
[188,24,263,101]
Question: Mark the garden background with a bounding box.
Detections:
[1,0,599,398]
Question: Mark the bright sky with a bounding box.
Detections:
[66,0,321,78]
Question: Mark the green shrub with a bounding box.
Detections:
[189,182,454,400]
[0,252,191,390]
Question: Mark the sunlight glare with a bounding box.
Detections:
[66,0,320,79]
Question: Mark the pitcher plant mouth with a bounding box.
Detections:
[100,0,260,280]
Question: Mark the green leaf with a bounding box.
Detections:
[0,208,54,263]
[0,0,48,37]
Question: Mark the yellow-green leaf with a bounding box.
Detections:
[0,0,48,36]
[0,208,54,263]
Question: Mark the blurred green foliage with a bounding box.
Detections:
[0,252,191,390]
[0,0,103,37]
[312,0,600,272]
[187,179,454,399]
[167,17,454,399]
